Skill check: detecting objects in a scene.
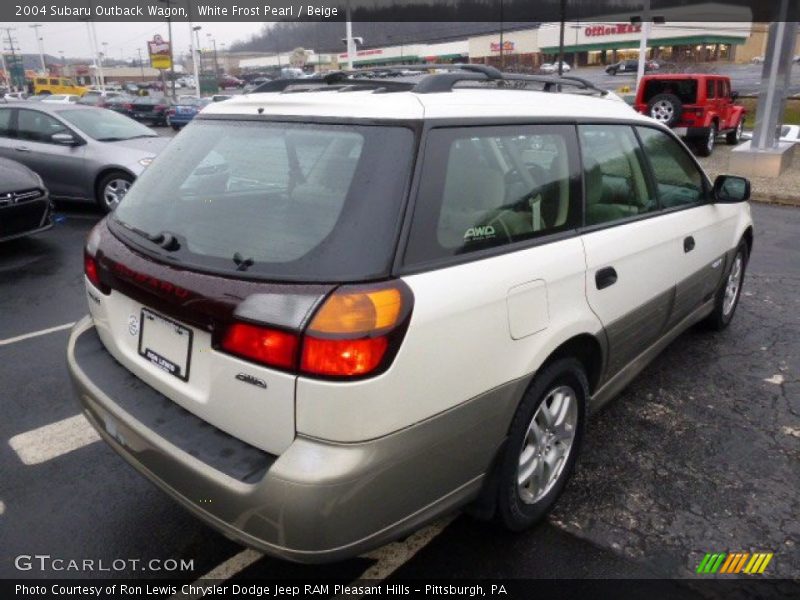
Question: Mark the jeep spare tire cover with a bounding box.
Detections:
[647,93,683,127]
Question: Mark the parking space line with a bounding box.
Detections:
[9,414,100,465]
[0,322,75,347]
[169,549,262,600]
[351,515,454,586]
[0,500,5,515]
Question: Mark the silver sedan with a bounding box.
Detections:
[0,103,170,212]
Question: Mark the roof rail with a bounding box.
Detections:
[249,63,608,97]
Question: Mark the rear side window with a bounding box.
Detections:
[643,79,698,104]
[404,125,580,266]
[49,79,59,86]
[0,109,13,137]
[706,79,716,98]
[636,127,706,208]
[112,120,415,282]
[579,125,655,226]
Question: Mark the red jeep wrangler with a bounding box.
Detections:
[635,74,745,157]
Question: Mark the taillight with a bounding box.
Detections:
[221,322,299,370]
[217,282,413,379]
[84,223,110,294]
[123,103,133,110]
[300,286,406,377]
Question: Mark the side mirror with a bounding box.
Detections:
[714,175,750,203]
[731,90,740,101]
[52,132,79,146]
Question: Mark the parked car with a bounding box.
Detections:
[101,95,137,117]
[0,157,53,242]
[41,94,81,104]
[539,61,571,74]
[77,90,124,108]
[751,56,765,64]
[605,59,658,75]
[634,74,746,156]
[219,74,245,89]
[0,103,169,211]
[67,66,753,563]
[4,92,29,101]
[166,97,211,130]
[125,97,174,127]
[31,76,88,97]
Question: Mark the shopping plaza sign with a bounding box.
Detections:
[585,23,642,37]
[147,34,172,70]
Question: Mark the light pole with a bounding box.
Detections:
[157,0,176,98]
[188,2,201,97]
[29,24,46,75]
[207,33,219,80]
[192,25,202,94]
[137,48,145,79]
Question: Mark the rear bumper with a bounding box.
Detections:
[67,316,523,562]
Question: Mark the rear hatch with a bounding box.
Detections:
[86,117,415,454]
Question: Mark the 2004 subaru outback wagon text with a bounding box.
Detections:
[67,66,753,563]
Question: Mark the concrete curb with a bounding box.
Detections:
[751,194,800,208]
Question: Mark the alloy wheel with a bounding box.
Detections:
[517,385,578,505]
[651,100,674,123]
[103,178,131,210]
[723,253,743,316]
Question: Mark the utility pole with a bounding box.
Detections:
[499,0,504,70]
[29,24,46,75]
[2,27,19,90]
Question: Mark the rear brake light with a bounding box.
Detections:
[123,103,133,110]
[300,284,411,378]
[221,323,298,370]
[83,251,110,294]
[217,282,413,379]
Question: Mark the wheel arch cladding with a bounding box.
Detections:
[742,226,754,256]
[540,334,604,395]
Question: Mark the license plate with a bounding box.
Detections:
[137,308,192,381]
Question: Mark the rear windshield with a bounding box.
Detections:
[111,119,415,282]
[643,79,698,104]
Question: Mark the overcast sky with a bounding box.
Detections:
[8,21,268,61]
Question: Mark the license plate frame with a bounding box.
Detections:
[137,308,193,381]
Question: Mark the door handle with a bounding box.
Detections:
[595,267,618,290]
[14,146,31,152]
[684,236,696,253]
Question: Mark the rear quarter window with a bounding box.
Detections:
[403,124,581,267]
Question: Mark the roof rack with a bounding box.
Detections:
[250,63,608,97]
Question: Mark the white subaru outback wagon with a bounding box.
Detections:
[68,65,753,562]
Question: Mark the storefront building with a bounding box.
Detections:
[336,40,469,68]
[467,22,764,71]
[537,21,751,67]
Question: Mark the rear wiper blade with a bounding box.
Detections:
[124,225,182,252]
[233,252,254,271]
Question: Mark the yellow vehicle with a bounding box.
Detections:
[32,77,88,96]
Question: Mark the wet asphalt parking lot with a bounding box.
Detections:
[0,124,798,592]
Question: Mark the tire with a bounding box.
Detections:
[726,119,744,145]
[647,93,683,127]
[96,171,134,213]
[695,122,717,157]
[704,241,749,331]
[495,358,588,531]
[171,124,180,131]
